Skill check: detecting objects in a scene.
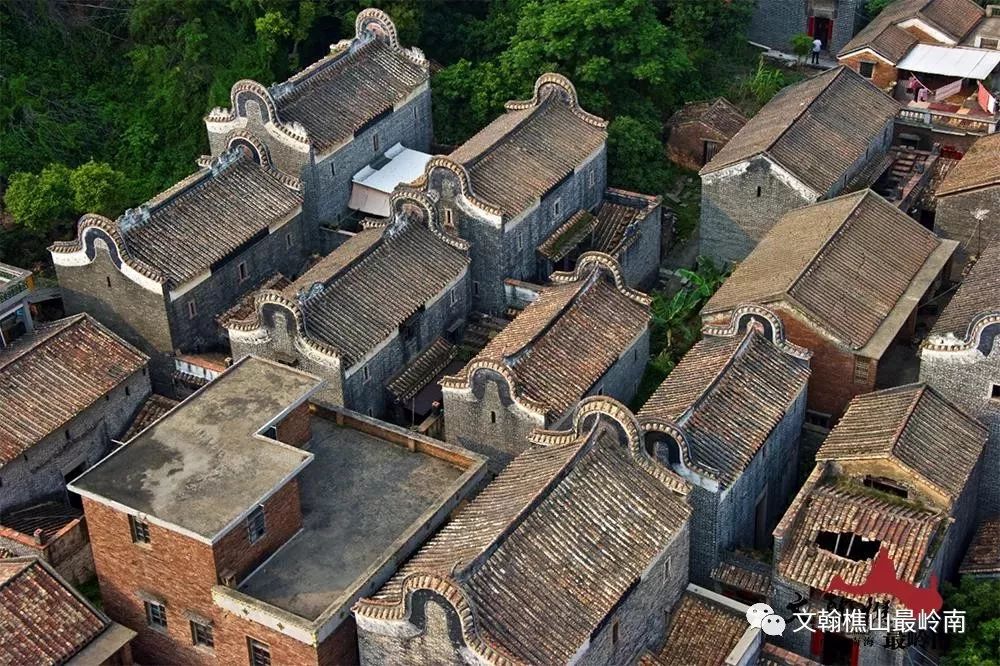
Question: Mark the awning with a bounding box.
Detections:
[349,143,432,217]
[898,44,1000,80]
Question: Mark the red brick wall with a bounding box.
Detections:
[83,498,219,666]
[276,402,312,448]
[773,305,876,419]
[215,610,322,665]
[839,55,897,89]
[666,122,730,172]
[213,478,303,582]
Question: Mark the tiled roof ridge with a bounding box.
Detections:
[890,382,928,455]
[48,213,167,284]
[0,315,83,372]
[461,97,555,172]
[919,0,984,40]
[675,327,760,428]
[503,272,595,366]
[0,558,31,592]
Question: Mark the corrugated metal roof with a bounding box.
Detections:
[898,44,1000,78]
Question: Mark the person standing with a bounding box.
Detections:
[811,37,822,65]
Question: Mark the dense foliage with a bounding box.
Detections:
[941,577,1000,666]
[1,0,757,265]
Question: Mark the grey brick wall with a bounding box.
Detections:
[618,205,663,290]
[920,332,1000,518]
[57,250,175,391]
[700,158,817,266]
[934,187,1000,280]
[0,367,150,514]
[748,0,863,53]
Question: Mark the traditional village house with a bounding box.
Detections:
[920,237,1000,516]
[638,325,811,583]
[0,262,34,348]
[69,356,485,666]
[748,0,865,56]
[50,148,305,391]
[701,189,956,425]
[441,252,651,471]
[698,66,899,266]
[837,0,1000,138]
[0,556,136,665]
[535,188,664,290]
[933,133,1000,278]
[637,584,766,666]
[204,9,432,243]
[665,98,748,172]
[411,73,623,313]
[771,383,986,666]
[354,397,691,666]
[0,314,149,516]
[222,190,471,419]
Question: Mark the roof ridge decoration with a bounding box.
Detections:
[550,251,652,306]
[388,188,470,252]
[48,213,167,285]
[530,396,690,496]
[416,156,505,218]
[701,304,812,359]
[208,79,311,146]
[924,312,1000,352]
[504,73,608,130]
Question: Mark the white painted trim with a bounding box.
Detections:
[52,238,164,296]
[763,156,822,200]
[212,588,316,644]
[66,485,214,545]
[345,329,398,378]
[897,18,956,45]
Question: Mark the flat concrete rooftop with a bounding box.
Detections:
[70,357,322,540]
[237,416,470,621]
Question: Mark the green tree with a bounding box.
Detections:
[942,577,1000,665]
[70,161,128,218]
[791,33,814,61]
[866,0,895,17]
[607,116,670,194]
[4,163,74,233]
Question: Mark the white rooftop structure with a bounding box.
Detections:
[899,44,1000,80]
[349,143,433,217]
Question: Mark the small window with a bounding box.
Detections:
[106,276,112,289]
[449,290,458,306]
[863,475,908,498]
[372,132,380,153]
[703,140,721,164]
[552,198,562,218]
[130,515,150,544]
[473,281,480,296]
[125,386,130,397]
[191,620,214,648]
[329,162,335,177]
[367,408,373,417]
[412,105,418,119]
[247,506,266,544]
[286,234,293,249]
[65,430,71,441]
[490,411,497,424]
[983,38,1000,50]
[515,232,523,250]
[145,601,167,630]
[248,638,271,666]
[588,169,596,188]
[238,261,249,283]
[990,384,1000,400]
[633,348,638,362]
[363,366,371,383]
[443,208,454,227]
[755,185,762,198]
[187,300,197,320]
[853,357,871,385]
[859,61,875,78]
[663,555,671,578]
[612,620,620,645]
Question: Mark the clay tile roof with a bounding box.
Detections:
[931,238,1000,339]
[0,314,147,464]
[817,383,986,500]
[711,555,773,598]
[537,190,656,262]
[758,644,823,666]
[449,258,649,417]
[0,502,82,542]
[704,190,946,351]
[121,394,178,442]
[360,419,690,664]
[701,68,899,194]
[639,329,809,485]
[839,0,983,58]
[776,472,943,603]
[960,517,1000,576]
[274,39,428,153]
[0,558,110,664]
[387,337,456,402]
[120,154,302,287]
[640,590,750,666]
[449,84,608,217]
[936,133,1000,196]
[296,221,468,364]
[667,98,748,140]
